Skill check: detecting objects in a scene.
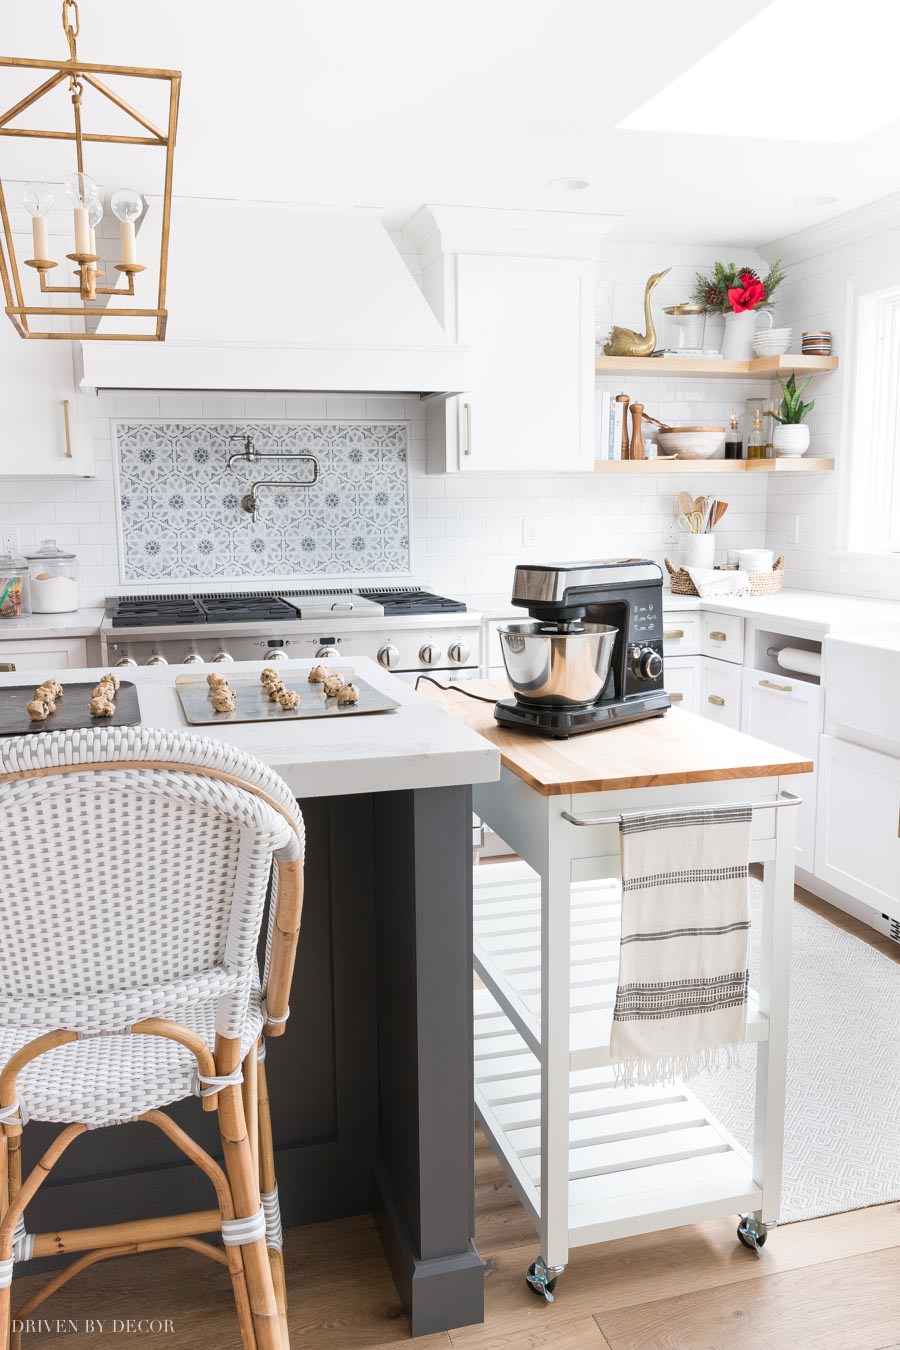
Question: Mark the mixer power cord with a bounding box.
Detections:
[414,675,499,705]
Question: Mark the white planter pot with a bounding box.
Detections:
[721,309,772,361]
[772,423,810,457]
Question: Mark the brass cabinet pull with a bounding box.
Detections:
[0,662,16,672]
[708,630,727,642]
[669,691,684,702]
[664,628,685,640]
[760,679,792,693]
[707,694,725,706]
[62,399,73,458]
[464,401,473,457]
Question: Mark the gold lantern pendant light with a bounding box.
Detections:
[0,1,180,340]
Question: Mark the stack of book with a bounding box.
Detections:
[596,390,627,460]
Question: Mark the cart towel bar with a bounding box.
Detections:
[562,790,802,828]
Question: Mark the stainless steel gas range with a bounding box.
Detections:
[100,586,482,681]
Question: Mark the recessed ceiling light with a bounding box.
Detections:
[546,177,591,191]
[617,0,900,143]
[795,194,838,207]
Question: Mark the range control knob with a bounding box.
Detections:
[448,641,470,665]
[316,646,339,659]
[264,648,289,661]
[212,650,235,664]
[631,645,663,680]
[420,643,442,667]
[114,655,137,668]
[144,653,168,666]
[377,643,400,669]
[183,651,205,665]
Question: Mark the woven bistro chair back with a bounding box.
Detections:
[0,726,303,1044]
[0,726,305,1350]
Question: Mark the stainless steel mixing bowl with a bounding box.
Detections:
[498,621,618,708]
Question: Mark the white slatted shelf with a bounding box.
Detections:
[474,1017,761,1249]
[473,862,768,1069]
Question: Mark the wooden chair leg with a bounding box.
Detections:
[0,1134,8,1219]
[217,1069,281,1350]
[243,1044,259,1180]
[257,1051,289,1350]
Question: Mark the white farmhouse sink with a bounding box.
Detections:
[824,626,900,758]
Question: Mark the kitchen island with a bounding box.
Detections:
[0,657,498,1338]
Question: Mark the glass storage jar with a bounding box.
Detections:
[24,539,81,613]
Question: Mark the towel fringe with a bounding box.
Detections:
[613,1041,745,1089]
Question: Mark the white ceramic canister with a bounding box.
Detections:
[737,548,774,573]
[682,533,716,569]
[24,538,81,613]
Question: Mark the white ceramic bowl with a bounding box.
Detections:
[657,426,725,459]
[752,327,792,356]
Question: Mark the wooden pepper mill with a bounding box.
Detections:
[615,392,631,459]
[630,402,645,460]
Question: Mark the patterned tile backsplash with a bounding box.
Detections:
[115,420,410,581]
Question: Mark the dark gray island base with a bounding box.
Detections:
[18,784,483,1338]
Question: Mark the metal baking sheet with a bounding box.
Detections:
[0,681,141,737]
[175,670,400,726]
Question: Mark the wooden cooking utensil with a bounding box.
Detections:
[677,490,694,515]
[714,500,729,526]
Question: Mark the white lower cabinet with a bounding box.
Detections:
[0,637,89,671]
[701,657,742,729]
[815,735,900,919]
[741,666,821,870]
[665,655,700,713]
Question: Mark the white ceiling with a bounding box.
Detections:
[3,0,899,247]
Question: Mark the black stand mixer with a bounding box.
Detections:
[494,559,671,738]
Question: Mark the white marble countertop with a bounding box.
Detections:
[0,608,105,640]
[0,656,500,800]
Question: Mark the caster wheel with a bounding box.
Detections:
[528,1263,555,1296]
[737,1220,767,1254]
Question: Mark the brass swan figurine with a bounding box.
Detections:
[603,266,671,357]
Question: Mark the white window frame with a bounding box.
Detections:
[843,268,900,554]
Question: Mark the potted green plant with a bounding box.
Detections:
[691,260,785,360]
[767,374,815,456]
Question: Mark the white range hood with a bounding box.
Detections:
[79,200,466,394]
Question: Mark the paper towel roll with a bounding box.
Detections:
[776,646,822,677]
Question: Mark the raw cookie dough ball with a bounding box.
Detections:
[323,674,345,698]
[277,689,301,711]
[267,681,286,701]
[212,689,237,713]
[92,681,116,699]
[207,672,229,689]
[100,672,120,692]
[89,695,115,718]
[27,698,51,721]
[307,665,327,684]
[260,667,280,685]
[336,683,359,706]
[36,678,63,700]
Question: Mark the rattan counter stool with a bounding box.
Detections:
[0,726,306,1350]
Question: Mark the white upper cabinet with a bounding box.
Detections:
[406,206,612,473]
[0,329,92,477]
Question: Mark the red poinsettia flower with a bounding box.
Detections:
[728,278,766,312]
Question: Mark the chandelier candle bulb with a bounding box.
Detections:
[120,219,136,266]
[73,207,90,255]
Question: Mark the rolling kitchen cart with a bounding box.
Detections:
[436,686,813,1299]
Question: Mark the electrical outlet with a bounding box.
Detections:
[522,519,538,547]
[666,519,679,544]
[788,515,800,545]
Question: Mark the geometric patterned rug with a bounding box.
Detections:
[691,879,900,1222]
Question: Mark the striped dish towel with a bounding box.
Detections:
[609,802,753,1087]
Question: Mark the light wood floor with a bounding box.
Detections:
[11,890,900,1349]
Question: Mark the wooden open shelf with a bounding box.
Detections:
[595,354,838,380]
[594,457,835,474]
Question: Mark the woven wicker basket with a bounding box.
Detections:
[665,556,785,598]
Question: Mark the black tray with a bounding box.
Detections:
[0,681,141,736]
